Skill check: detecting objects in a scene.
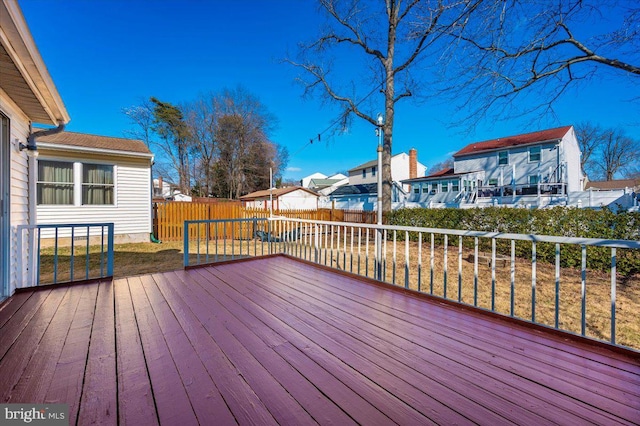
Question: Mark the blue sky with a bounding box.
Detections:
[20,0,640,181]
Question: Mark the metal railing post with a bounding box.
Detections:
[107,223,114,277]
[183,221,190,267]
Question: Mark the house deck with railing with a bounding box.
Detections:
[1,255,638,425]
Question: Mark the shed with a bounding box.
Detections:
[240,187,319,210]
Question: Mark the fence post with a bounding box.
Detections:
[314,223,319,263]
[107,223,115,277]
[183,221,190,267]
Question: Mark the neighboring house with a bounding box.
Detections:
[347,148,427,191]
[403,126,585,208]
[585,179,640,192]
[35,130,154,244]
[240,187,319,210]
[300,172,327,188]
[333,149,423,210]
[153,176,172,198]
[309,174,349,193]
[330,182,406,211]
[1,0,70,298]
[153,176,192,201]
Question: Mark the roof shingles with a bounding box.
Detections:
[35,130,151,154]
[454,126,572,157]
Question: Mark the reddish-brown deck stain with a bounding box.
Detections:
[0,255,638,425]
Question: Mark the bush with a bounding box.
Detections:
[388,207,640,276]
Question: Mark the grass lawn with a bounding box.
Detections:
[40,238,640,350]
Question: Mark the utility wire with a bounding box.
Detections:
[290,81,385,159]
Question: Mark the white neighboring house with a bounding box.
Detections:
[329,149,424,210]
[153,177,192,201]
[347,148,427,192]
[240,187,319,210]
[153,177,172,198]
[35,130,154,243]
[1,0,70,298]
[403,126,586,208]
[300,172,327,188]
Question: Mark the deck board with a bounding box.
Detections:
[114,278,158,426]
[265,257,639,423]
[4,286,82,404]
[78,281,117,424]
[0,255,638,425]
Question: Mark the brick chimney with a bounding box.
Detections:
[409,148,417,179]
[157,176,163,196]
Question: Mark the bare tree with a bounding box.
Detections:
[574,122,606,176]
[428,157,454,175]
[454,1,640,120]
[598,129,639,181]
[211,88,286,198]
[288,0,483,214]
[575,123,640,180]
[182,94,220,196]
[122,99,155,147]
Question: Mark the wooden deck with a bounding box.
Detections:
[1,255,638,425]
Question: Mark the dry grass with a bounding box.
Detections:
[40,236,640,349]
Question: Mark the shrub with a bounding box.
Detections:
[387,207,640,276]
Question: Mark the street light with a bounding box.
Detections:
[375,113,384,280]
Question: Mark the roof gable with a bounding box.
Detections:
[454,126,572,157]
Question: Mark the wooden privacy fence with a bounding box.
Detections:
[153,201,243,241]
[153,202,378,241]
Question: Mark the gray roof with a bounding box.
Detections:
[309,178,344,187]
[331,183,378,196]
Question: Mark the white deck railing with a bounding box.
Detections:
[184,216,640,348]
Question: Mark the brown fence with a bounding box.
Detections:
[153,201,243,241]
[153,202,378,241]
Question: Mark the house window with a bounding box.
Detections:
[82,164,114,205]
[488,178,498,186]
[452,180,460,192]
[421,182,429,193]
[413,184,420,194]
[372,166,376,177]
[529,175,540,185]
[362,169,366,178]
[442,180,449,192]
[498,151,508,165]
[37,160,74,205]
[431,181,439,193]
[529,146,541,162]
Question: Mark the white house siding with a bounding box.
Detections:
[279,191,317,210]
[245,190,318,210]
[1,88,32,295]
[349,153,427,187]
[454,143,561,186]
[561,129,584,192]
[36,149,151,244]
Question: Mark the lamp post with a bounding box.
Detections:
[375,113,384,281]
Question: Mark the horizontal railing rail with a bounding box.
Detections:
[16,223,114,288]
